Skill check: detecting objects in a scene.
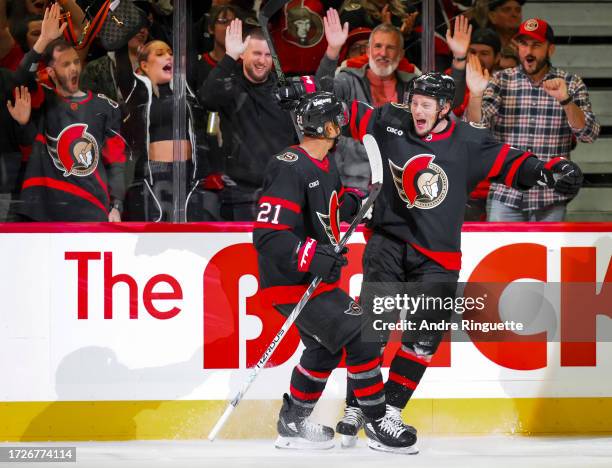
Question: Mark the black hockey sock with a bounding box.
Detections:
[385,344,431,409]
[288,364,331,417]
[347,356,385,420]
[345,379,358,407]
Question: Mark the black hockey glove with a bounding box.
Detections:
[339,187,368,221]
[537,157,583,196]
[275,76,318,110]
[296,238,348,283]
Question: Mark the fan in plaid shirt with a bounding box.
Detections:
[465,17,600,221]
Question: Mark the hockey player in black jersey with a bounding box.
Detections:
[326,72,583,447]
[10,4,126,222]
[253,91,418,453]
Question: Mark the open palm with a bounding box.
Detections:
[324,8,349,51]
[7,86,31,125]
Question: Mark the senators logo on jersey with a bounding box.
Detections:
[46,124,99,177]
[389,154,449,209]
[316,190,341,245]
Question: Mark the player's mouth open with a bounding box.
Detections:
[415,119,427,128]
[163,64,172,72]
[71,76,78,86]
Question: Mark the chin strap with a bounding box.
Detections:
[432,99,450,129]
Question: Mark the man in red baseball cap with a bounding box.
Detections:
[464,16,600,222]
[514,17,555,79]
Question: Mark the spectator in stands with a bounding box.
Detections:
[337,26,371,66]
[338,0,418,35]
[10,4,126,222]
[198,18,298,221]
[316,9,469,191]
[499,44,518,69]
[486,0,524,49]
[80,26,150,104]
[1,0,86,71]
[466,18,600,221]
[196,4,238,89]
[451,28,501,220]
[338,0,419,64]
[122,40,208,222]
[452,27,501,118]
[194,4,241,211]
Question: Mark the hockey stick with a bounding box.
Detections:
[257,0,306,142]
[207,134,384,441]
[258,0,290,86]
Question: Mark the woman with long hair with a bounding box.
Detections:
[123,40,208,221]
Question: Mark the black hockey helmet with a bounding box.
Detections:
[295,91,348,138]
[408,72,456,107]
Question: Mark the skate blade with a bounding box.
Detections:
[340,434,358,448]
[275,436,335,450]
[367,438,419,455]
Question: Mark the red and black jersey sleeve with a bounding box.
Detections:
[346,100,375,142]
[101,100,127,205]
[253,156,306,266]
[470,129,538,191]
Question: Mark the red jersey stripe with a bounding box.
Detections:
[358,108,373,141]
[409,242,461,271]
[504,152,532,187]
[259,196,301,213]
[93,171,110,203]
[350,100,359,140]
[22,177,108,215]
[486,144,511,180]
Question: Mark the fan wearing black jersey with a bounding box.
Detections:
[11,4,126,222]
[253,91,417,453]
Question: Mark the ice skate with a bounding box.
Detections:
[275,394,335,450]
[335,405,365,448]
[386,404,417,436]
[364,406,418,454]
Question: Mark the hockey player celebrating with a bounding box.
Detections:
[327,71,583,449]
[253,91,418,453]
[10,4,126,222]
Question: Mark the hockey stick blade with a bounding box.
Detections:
[260,0,289,22]
[335,134,383,252]
[362,134,383,185]
[208,134,384,441]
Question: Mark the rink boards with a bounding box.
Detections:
[0,222,611,440]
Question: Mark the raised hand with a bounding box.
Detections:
[7,86,31,125]
[323,8,349,59]
[381,4,392,24]
[40,3,67,44]
[225,19,250,60]
[466,54,490,97]
[543,78,569,103]
[446,15,472,60]
[400,11,419,36]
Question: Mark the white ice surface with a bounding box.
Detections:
[2,436,612,468]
